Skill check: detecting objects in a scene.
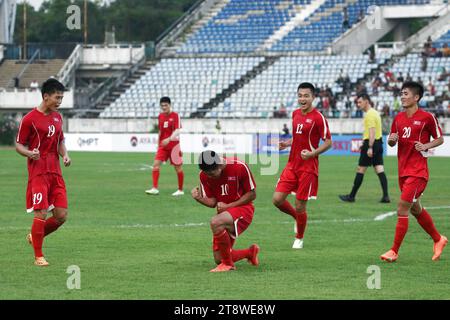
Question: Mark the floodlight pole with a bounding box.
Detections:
[23,0,27,60]
[84,0,88,44]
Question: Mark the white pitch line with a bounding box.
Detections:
[1,209,448,231]
[374,206,450,221]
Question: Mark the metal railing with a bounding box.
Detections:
[9,49,40,88]
[57,44,82,87]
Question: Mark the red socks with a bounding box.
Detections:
[44,216,63,236]
[391,216,409,254]
[231,248,250,262]
[277,200,297,219]
[31,218,46,258]
[416,208,441,242]
[213,230,233,266]
[177,170,184,191]
[152,169,160,188]
[296,212,308,239]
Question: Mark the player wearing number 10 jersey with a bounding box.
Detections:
[15,79,71,267]
[380,81,447,263]
[191,150,259,272]
[272,82,332,249]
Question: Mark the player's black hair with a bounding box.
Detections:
[401,81,424,101]
[297,82,315,96]
[356,93,372,103]
[160,96,171,104]
[41,78,65,98]
[198,150,221,172]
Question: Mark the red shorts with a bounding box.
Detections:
[275,167,318,201]
[399,176,427,203]
[26,174,67,213]
[155,144,183,166]
[213,203,254,251]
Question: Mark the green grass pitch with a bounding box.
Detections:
[0,149,449,299]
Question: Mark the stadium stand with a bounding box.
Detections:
[99,57,264,118]
[206,53,391,118]
[0,59,66,89]
[178,0,432,54]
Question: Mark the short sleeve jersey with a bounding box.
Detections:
[363,108,382,140]
[16,108,64,180]
[390,108,442,180]
[288,108,331,176]
[199,158,256,205]
[158,112,181,150]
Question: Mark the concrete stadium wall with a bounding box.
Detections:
[0,89,74,109]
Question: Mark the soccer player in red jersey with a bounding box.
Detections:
[145,96,184,196]
[272,82,332,249]
[191,150,260,272]
[381,81,447,262]
[15,78,71,266]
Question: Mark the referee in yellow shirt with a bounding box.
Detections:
[339,94,390,203]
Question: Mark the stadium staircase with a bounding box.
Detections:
[97,60,159,111]
[0,59,66,88]
[191,55,280,117]
[158,0,231,57]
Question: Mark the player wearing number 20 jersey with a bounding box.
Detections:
[272,83,332,250]
[380,81,447,263]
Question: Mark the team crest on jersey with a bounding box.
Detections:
[228,176,236,181]
[54,118,60,122]
[306,119,313,123]
[413,121,422,126]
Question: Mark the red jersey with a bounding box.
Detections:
[158,112,181,150]
[288,108,331,176]
[16,108,64,180]
[390,108,442,180]
[200,158,256,205]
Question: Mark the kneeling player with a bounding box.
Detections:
[191,150,260,272]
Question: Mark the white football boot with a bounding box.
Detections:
[172,190,184,196]
[145,188,159,195]
[292,238,304,249]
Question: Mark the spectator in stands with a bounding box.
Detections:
[397,72,404,83]
[424,36,432,51]
[417,77,424,88]
[30,80,39,91]
[356,9,364,23]
[342,6,350,31]
[421,53,428,72]
[278,103,287,118]
[425,77,436,96]
[405,73,412,82]
[438,67,448,81]
[393,95,401,116]
[215,120,222,134]
[442,43,450,57]
[281,123,290,137]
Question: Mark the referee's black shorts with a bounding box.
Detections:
[358,139,384,167]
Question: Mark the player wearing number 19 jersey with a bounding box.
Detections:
[272,83,332,249]
[380,81,447,263]
[15,79,71,266]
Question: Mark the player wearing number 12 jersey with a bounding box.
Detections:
[380,81,447,262]
[15,79,71,266]
[191,150,259,272]
[272,83,332,249]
